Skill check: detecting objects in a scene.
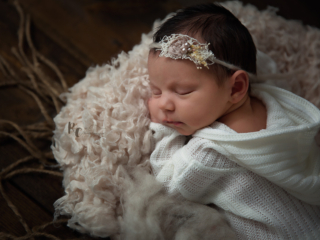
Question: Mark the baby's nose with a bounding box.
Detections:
[159,95,175,111]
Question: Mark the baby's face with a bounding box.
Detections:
[148,52,232,135]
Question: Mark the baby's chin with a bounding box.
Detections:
[179,130,196,136]
[169,125,197,136]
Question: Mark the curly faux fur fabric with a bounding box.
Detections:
[52,1,320,239]
[52,31,153,237]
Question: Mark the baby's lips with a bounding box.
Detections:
[164,120,183,126]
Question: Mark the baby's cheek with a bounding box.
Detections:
[148,98,160,122]
[148,98,156,113]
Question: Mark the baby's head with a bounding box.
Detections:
[148,3,257,135]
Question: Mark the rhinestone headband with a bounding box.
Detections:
[149,34,215,69]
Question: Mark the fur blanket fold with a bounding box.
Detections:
[51,1,320,239]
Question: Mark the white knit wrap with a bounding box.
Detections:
[150,84,320,239]
[194,84,320,205]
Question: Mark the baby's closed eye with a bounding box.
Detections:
[175,86,196,95]
[151,87,161,95]
[176,89,194,95]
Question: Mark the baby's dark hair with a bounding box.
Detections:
[152,3,257,84]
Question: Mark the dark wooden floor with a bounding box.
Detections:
[0,0,319,239]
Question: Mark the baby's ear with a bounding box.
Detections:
[229,70,249,103]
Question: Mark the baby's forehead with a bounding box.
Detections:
[148,55,219,88]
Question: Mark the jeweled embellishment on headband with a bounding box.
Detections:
[151,34,215,69]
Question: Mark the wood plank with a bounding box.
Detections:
[0,181,52,236]
[0,3,94,238]
[0,0,87,79]
[0,140,64,214]
[19,0,127,66]
[10,174,64,215]
[17,0,320,70]
[0,88,45,125]
[0,181,98,239]
[30,16,88,88]
[0,1,87,124]
[18,0,171,65]
[0,140,97,238]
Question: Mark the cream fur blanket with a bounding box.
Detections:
[52,1,320,239]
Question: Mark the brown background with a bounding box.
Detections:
[0,0,319,239]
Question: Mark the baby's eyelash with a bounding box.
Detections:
[177,90,194,95]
